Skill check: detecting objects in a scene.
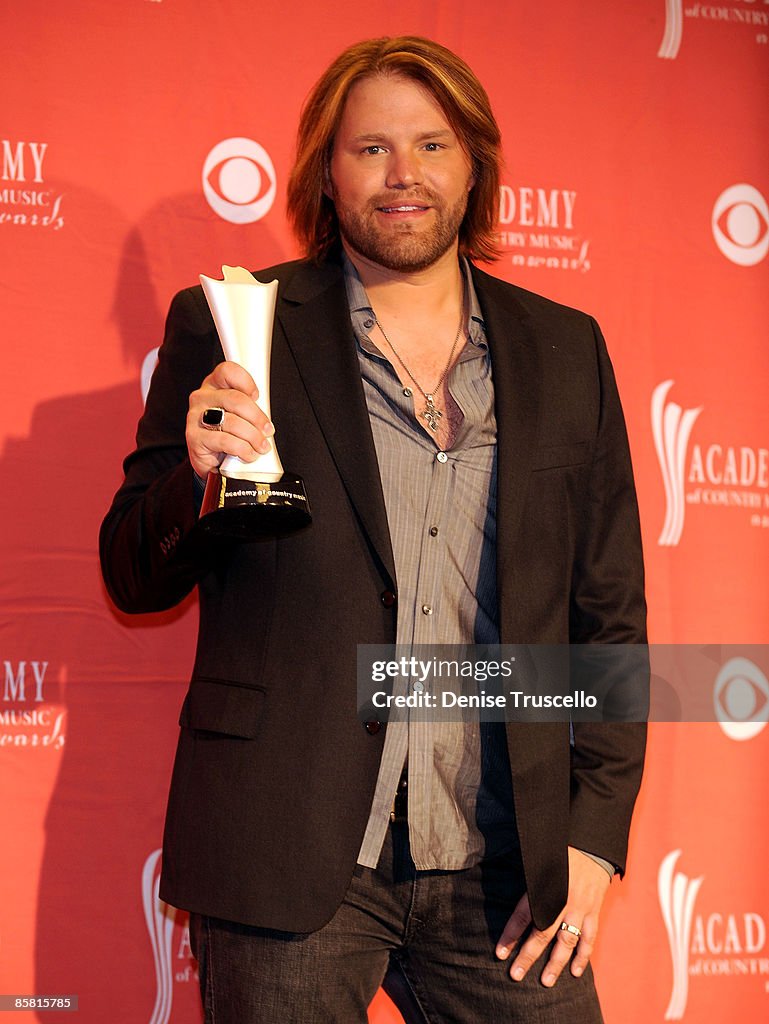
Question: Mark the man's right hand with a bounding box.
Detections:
[186,361,274,479]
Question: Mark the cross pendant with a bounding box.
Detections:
[422,395,443,432]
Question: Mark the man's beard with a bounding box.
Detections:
[333,188,470,273]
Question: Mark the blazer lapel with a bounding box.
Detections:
[471,266,558,773]
[276,261,396,587]
[470,266,542,637]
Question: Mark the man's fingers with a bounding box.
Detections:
[205,360,260,399]
[507,926,556,981]
[495,894,532,959]
[570,913,597,977]
[192,385,272,432]
[200,424,270,462]
[186,371,275,477]
[192,400,272,449]
[539,920,583,987]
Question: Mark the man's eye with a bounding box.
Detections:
[423,143,442,151]
[364,146,385,155]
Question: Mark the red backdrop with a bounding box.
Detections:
[2,2,768,1021]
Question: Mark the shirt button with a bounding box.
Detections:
[381,590,396,608]
[422,604,433,615]
[436,451,448,464]
[364,317,375,329]
[429,526,439,537]
[364,719,382,735]
[403,387,413,397]
[413,680,424,693]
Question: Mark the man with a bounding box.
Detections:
[101,36,646,1023]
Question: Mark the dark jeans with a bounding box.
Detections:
[190,822,603,1023]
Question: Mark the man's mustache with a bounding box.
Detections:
[367,190,440,210]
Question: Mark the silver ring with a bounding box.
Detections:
[201,407,225,430]
[560,921,582,939]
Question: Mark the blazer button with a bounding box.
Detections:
[380,590,396,608]
[364,719,382,735]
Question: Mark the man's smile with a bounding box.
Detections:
[377,204,429,212]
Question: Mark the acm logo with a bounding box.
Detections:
[142,850,197,1024]
[659,850,768,1020]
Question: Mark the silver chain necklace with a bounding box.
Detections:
[373,291,466,433]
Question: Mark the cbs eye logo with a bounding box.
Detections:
[202,137,276,224]
[711,184,768,267]
[714,657,769,741]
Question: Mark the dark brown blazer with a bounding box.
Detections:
[100,256,647,933]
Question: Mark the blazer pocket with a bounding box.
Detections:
[178,676,266,738]
[531,442,590,471]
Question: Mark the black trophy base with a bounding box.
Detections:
[198,471,311,539]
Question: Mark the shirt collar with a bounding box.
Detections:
[342,251,486,349]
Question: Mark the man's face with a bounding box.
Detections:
[327,73,475,273]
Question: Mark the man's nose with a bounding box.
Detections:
[385,150,422,190]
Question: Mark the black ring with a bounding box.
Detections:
[202,407,225,429]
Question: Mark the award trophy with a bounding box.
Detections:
[197,266,311,538]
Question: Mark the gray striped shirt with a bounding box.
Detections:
[344,256,518,871]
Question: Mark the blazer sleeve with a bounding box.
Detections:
[567,318,648,875]
[99,286,223,613]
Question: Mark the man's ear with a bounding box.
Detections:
[468,161,478,193]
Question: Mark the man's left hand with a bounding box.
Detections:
[495,847,611,986]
